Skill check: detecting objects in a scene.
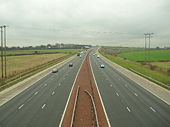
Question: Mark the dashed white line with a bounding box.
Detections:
[42,104,46,109]
[126,107,131,112]
[34,91,39,95]
[18,104,24,109]
[116,92,119,96]
[150,107,156,112]
[134,93,138,96]
[52,91,55,95]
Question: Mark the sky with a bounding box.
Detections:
[0,0,170,47]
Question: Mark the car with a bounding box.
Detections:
[97,55,100,58]
[79,55,82,58]
[69,63,73,67]
[100,64,105,68]
[52,68,58,73]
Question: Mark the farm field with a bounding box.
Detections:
[100,47,170,89]
[0,54,67,82]
[117,50,170,62]
[5,49,82,56]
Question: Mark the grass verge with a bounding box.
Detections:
[100,51,170,90]
[0,54,72,91]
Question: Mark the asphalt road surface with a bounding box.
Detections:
[90,50,170,127]
[0,49,170,127]
[0,53,85,127]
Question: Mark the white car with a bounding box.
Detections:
[100,64,105,68]
[52,68,58,73]
[97,55,100,58]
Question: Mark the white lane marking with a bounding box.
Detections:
[134,93,138,96]
[59,83,61,86]
[44,84,47,86]
[150,107,156,112]
[42,104,46,109]
[59,52,87,127]
[52,91,55,95]
[18,104,24,109]
[34,91,39,95]
[89,55,111,127]
[126,107,131,112]
[116,92,119,96]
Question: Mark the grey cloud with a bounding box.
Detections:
[0,0,170,47]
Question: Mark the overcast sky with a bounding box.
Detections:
[0,0,170,47]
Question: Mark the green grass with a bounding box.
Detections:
[0,54,72,91]
[118,50,170,62]
[5,49,82,55]
[100,51,170,90]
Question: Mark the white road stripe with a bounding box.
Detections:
[134,93,138,96]
[116,92,119,96]
[34,91,39,95]
[126,107,131,112]
[150,107,156,112]
[52,91,55,95]
[59,52,87,127]
[42,104,46,109]
[18,104,24,109]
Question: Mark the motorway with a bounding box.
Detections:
[90,50,170,127]
[0,49,170,127]
[0,53,85,127]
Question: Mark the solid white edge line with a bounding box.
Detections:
[99,52,170,105]
[89,53,111,127]
[58,53,87,127]
[0,55,76,107]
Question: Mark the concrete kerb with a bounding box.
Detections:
[99,52,170,105]
[0,55,76,106]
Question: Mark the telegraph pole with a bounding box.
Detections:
[0,26,4,79]
[144,34,147,62]
[3,25,7,78]
[144,33,154,62]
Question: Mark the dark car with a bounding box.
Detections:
[69,63,73,67]
[52,68,58,73]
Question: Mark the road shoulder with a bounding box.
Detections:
[100,54,170,105]
[0,55,75,106]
